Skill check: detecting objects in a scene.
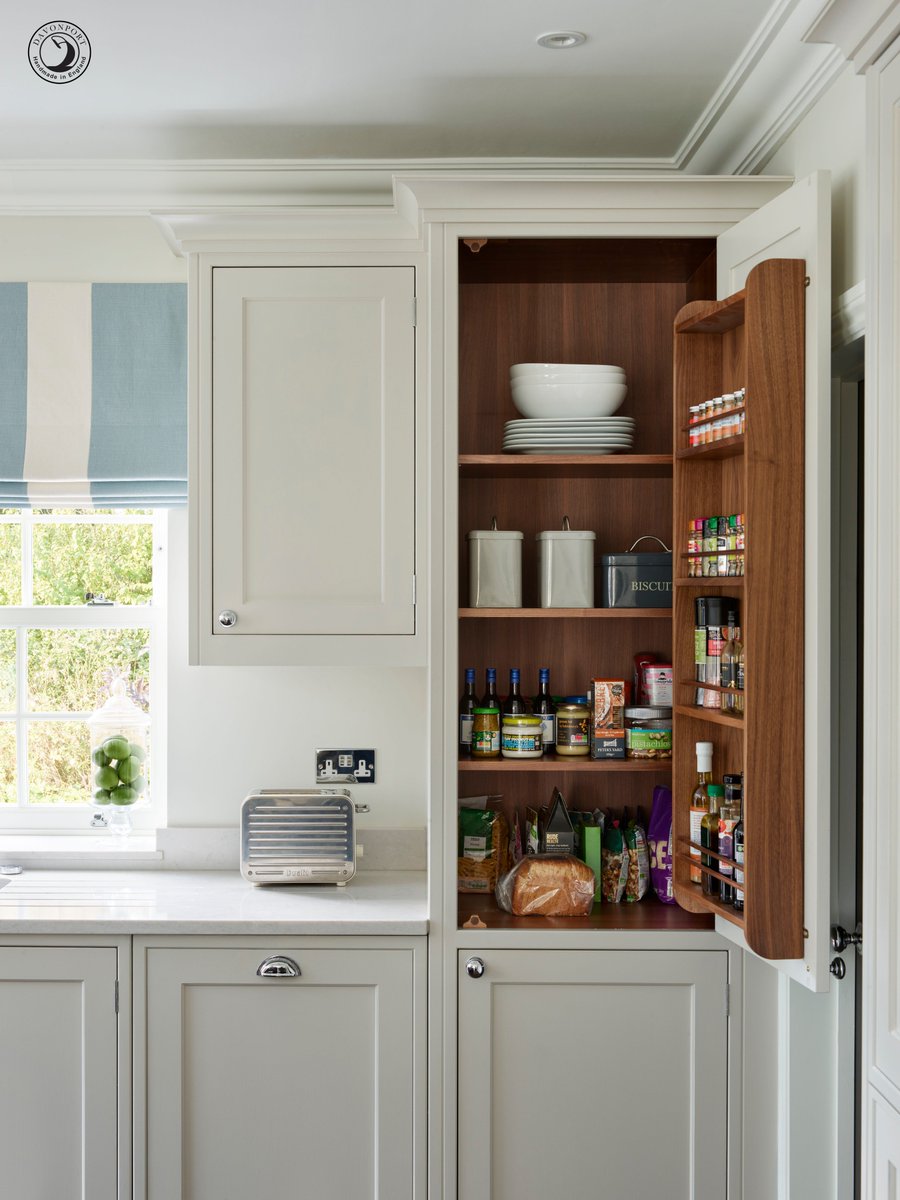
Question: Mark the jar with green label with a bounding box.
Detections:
[624,706,673,760]
[471,708,501,759]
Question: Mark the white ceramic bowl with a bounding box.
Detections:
[510,362,625,378]
[513,372,625,385]
[510,380,627,419]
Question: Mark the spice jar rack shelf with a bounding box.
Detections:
[671,258,805,960]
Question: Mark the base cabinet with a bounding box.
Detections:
[0,946,120,1200]
[457,949,729,1200]
[136,940,424,1200]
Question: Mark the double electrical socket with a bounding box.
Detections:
[316,748,376,784]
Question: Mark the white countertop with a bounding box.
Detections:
[0,870,428,935]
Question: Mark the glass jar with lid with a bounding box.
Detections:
[89,678,149,834]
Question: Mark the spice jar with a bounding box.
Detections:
[471,708,500,758]
[89,678,149,834]
[555,703,590,757]
[624,706,673,760]
[501,715,543,759]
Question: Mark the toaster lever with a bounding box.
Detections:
[257,955,301,979]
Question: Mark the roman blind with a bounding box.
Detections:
[0,281,187,507]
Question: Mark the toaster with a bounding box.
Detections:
[240,789,368,885]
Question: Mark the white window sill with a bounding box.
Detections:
[0,833,162,868]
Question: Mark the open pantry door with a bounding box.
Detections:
[715,171,831,992]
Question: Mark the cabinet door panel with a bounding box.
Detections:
[0,946,118,1200]
[458,949,728,1200]
[212,266,416,636]
[145,946,415,1200]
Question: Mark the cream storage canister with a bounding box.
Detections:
[537,517,596,608]
[467,518,523,608]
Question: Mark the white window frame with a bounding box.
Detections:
[0,509,167,831]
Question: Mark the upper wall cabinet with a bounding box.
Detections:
[191,261,422,666]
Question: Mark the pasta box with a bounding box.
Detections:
[600,536,672,608]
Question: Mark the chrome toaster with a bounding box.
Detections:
[240,788,367,885]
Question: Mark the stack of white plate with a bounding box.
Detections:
[503,416,635,455]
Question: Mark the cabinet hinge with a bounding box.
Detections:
[724,983,730,1018]
[115,980,119,1014]
[412,575,417,605]
[412,297,417,327]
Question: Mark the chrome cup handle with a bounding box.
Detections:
[257,955,301,978]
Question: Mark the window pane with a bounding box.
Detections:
[0,630,15,711]
[32,522,153,605]
[28,721,90,805]
[0,522,21,605]
[27,629,150,713]
[0,722,15,804]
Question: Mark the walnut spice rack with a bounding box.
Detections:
[671,258,806,960]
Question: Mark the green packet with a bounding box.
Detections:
[459,807,497,860]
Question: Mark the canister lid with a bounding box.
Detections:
[467,529,524,540]
[536,530,595,540]
[624,706,673,719]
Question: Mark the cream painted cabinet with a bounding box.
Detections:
[194,263,420,665]
[0,946,120,1200]
[136,939,425,1200]
[457,949,728,1199]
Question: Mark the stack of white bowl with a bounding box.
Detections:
[505,363,633,454]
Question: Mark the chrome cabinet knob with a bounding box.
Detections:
[830,957,846,981]
[830,924,862,954]
[465,957,485,979]
[257,955,301,978]
[218,609,237,628]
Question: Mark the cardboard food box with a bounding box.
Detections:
[542,788,576,856]
[590,679,626,759]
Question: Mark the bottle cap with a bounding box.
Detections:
[486,667,496,680]
[708,785,725,797]
[539,668,550,681]
[510,668,520,682]
[465,668,475,682]
[695,741,714,771]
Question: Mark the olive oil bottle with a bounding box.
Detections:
[701,783,724,897]
[690,741,714,884]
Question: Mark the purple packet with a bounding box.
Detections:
[648,785,675,904]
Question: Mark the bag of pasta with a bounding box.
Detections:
[458,797,510,893]
[624,813,650,902]
[601,818,629,903]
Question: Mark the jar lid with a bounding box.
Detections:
[467,529,524,540]
[536,530,596,540]
[473,707,500,715]
[89,678,148,727]
[557,703,589,715]
[625,706,673,719]
[502,715,541,727]
[564,694,588,705]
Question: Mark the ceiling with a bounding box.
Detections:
[0,0,813,163]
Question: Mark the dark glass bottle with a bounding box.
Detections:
[458,668,477,756]
[480,667,499,710]
[701,783,723,897]
[733,787,745,912]
[503,668,528,716]
[532,667,556,750]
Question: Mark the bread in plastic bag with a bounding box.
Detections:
[495,854,595,916]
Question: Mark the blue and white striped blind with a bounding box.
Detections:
[0,282,187,507]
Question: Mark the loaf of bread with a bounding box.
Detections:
[496,854,596,916]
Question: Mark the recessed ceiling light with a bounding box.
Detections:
[536,30,587,49]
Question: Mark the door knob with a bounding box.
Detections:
[830,924,862,954]
[830,957,846,980]
[465,957,485,979]
[218,609,237,628]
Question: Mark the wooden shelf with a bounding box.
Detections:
[459,607,672,620]
[458,454,672,479]
[673,703,744,731]
[675,435,744,461]
[458,754,671,773]
[674,289,746,333]
[458,891,714,933]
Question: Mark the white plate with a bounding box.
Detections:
[505,418,634,428]
[503,442,633,451]
[504,423,634,433]
[503,434,634,443]
[511,446,630,455]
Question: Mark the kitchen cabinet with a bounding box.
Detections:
[0,944,121,1200]
[135,936,425,1200]
[445,173,831,988]
[457,948,729,1199]
[192,261,423,666]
